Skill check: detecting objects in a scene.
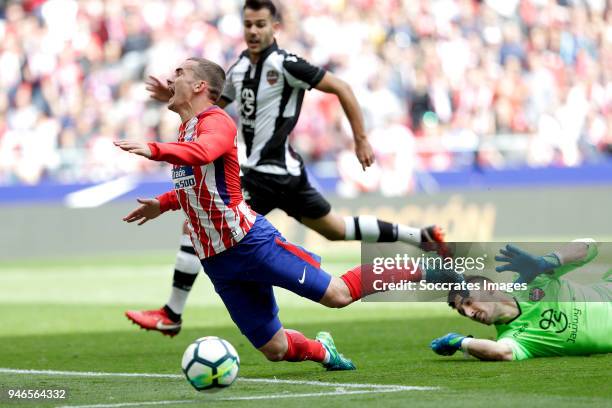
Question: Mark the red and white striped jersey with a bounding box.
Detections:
[150,106,257,259]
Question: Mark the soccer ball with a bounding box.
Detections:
[181,336,240,392]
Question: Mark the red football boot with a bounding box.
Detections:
[125,307,182,337]
[420,225,453,258]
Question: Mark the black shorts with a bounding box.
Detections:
[241,169,331,221]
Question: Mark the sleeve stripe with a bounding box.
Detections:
[310,68,326,88]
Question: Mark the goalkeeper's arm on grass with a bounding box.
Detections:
[430,333,514,361]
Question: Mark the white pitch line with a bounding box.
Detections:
[57,400,194,408]
[58,388,421,408]
[218,388,421,400]
[0,368,180,379]
[240,377,435,391]
[0,368,438,392]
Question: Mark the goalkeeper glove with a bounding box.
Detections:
[430,333,472,356]
[495,244,561,284]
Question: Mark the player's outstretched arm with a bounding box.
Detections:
[495,240,597,283]
[431,333,513,361]
[551,240,593,265]
[114,141,152,158]
[460,338,514,361]
[543,239,598,279]
[314,72,374,170]
[115,135,228,167]
[123,198,162,225]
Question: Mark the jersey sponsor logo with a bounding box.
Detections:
[539,309,568,333]
[298,266,306,284]
[242,118,256,128]
[566,308,582,343]
[172,166,196,190]
[266,69,279,85]
[529,288,545,301]
[240,88,256,118]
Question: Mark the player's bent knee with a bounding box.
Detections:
[304,215,346,241]
[335,293,353,308]
[329,292,352,308]
[258,329,288,362]
[263,350,285,362]
[320,280,353,308]
[259,346,286,362]
[322,229,344,241]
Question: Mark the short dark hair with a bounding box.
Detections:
[447,275,492,308]
[187,57,226,103]
[243,0,278,20]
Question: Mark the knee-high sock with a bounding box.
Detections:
[165,234,201,319]
[340,264,423,301]
[343,215,420,245]
[283,330,329,363]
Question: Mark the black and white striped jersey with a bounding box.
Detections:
[221,41,325,176]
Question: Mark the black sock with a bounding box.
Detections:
[172,269,198,291]
[163,304,182,322]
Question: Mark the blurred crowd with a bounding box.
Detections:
[0,0,611,194]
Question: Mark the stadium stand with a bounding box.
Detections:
[1,0,611,195]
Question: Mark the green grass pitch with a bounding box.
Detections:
[0,252,610,407]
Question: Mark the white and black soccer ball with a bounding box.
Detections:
[181,336,240,392]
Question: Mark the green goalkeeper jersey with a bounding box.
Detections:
[495,243,612,360]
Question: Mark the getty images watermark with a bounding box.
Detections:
[360,241,611,302]
[370,252,526,292]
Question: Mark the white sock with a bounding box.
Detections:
[322,349,330,364]
[167,288,191,316]
[343,216,356,240]
[460,337,473,351]
[343,215,398,242]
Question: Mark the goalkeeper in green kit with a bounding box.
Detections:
[431,239,612,361]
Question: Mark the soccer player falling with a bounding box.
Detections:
[431,240,612,361]
[126,0,448,336]
[116,57,448,370]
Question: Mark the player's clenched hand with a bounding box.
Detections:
[430,333,471,356]
[355,137,375,171]
[495,244,560,284]
[114,141,152,158]
[123,198,161,225]
[145,75,172,102]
